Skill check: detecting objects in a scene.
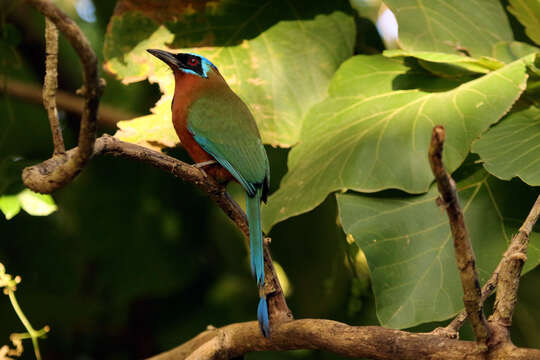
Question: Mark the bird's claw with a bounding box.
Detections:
[193,160,217,169]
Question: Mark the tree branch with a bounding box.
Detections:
[0,78,134,127]
[490,195,540,333]
[433,262,500,339]
[433,194,540,340]
[23,0,103,193]
[428,125,490,343]
[31,135,292,329]
[43,17,64,155]
[145,319,540,360]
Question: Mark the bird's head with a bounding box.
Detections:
[147,49,216,79]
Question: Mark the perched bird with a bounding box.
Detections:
[147,49,271,337]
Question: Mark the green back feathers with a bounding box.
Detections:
[187,87,269,197]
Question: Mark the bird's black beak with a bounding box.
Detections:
[147,49,180,68]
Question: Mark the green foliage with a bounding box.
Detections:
[100,0,540,332]
[491,41,539,63]
[384,0,513,57]
[383,49,504,74]
[106,1,355,147]
[262,55,531,231]
[0,189,57,220]
[472,107,540,186]
[508,0,540,45]
[337,163,540,328]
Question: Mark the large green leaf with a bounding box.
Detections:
[262,55,530,232]
[472,107,540,186]
[383,49,504,76]
[508,0,540,45]
[385,0,513,57]
[337,166,540,329]
[106,2,355,147]
[104,0,352,73]
[491,41,540,63]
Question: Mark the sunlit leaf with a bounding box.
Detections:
[106,2,355,147]
[337,166,540,329]
[262,55,531,232]
[508,0,540,45]
[491,41,540,63]
[0,195,21,220]
[383,49,504,76]
[18,189,57,217]
[472,107,540,186]
[385,0,513,57]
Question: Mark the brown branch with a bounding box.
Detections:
[434,195,540,339]
[428,126,490,343]
[433,262,500,339]
[146,319,540,360]
[96,136,293,328]
[0,78,134,127]
[23,0,103,193]
[490,195,540,333]
[31,135,291,329]
[43,17,64,155]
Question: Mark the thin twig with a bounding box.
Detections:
[428,125,490,343]
[0,263,50,360]
[43,17,64,155]
[1,78,133,127]
[490,195,540,329]
[434,195,540,339]
[23,0,103,192]
[433,262,500,339]
[146,319,540,360]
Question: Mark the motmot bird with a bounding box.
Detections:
[147,49,271,337]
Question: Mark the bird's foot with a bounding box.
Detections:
[193,160,217,169]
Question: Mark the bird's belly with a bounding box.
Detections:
[173,121,234,183]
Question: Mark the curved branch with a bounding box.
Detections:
[146,319,540,360]
[428,126,490,343]
[23,0,102,193]
[0,78,134,127]
[35,135,292,327]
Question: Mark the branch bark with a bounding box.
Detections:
[146,319,540,360]
[433,262,500,339]
[1,78,134,127]
[428,126,490,343]
[23,0,103,193]
[434,195,540,340]
[43,17,64,155]
[33,135,292,329]
[489,195,540,336]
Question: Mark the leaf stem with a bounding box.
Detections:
[1,264,49,360]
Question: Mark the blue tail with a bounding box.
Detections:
[257,296,270,338]
[246,189,264,286]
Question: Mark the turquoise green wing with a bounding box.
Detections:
[187,88,269,197]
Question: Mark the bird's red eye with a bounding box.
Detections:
[189,58,199,66]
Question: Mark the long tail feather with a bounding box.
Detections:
[257,296,270,338]
[246,189,264,286]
